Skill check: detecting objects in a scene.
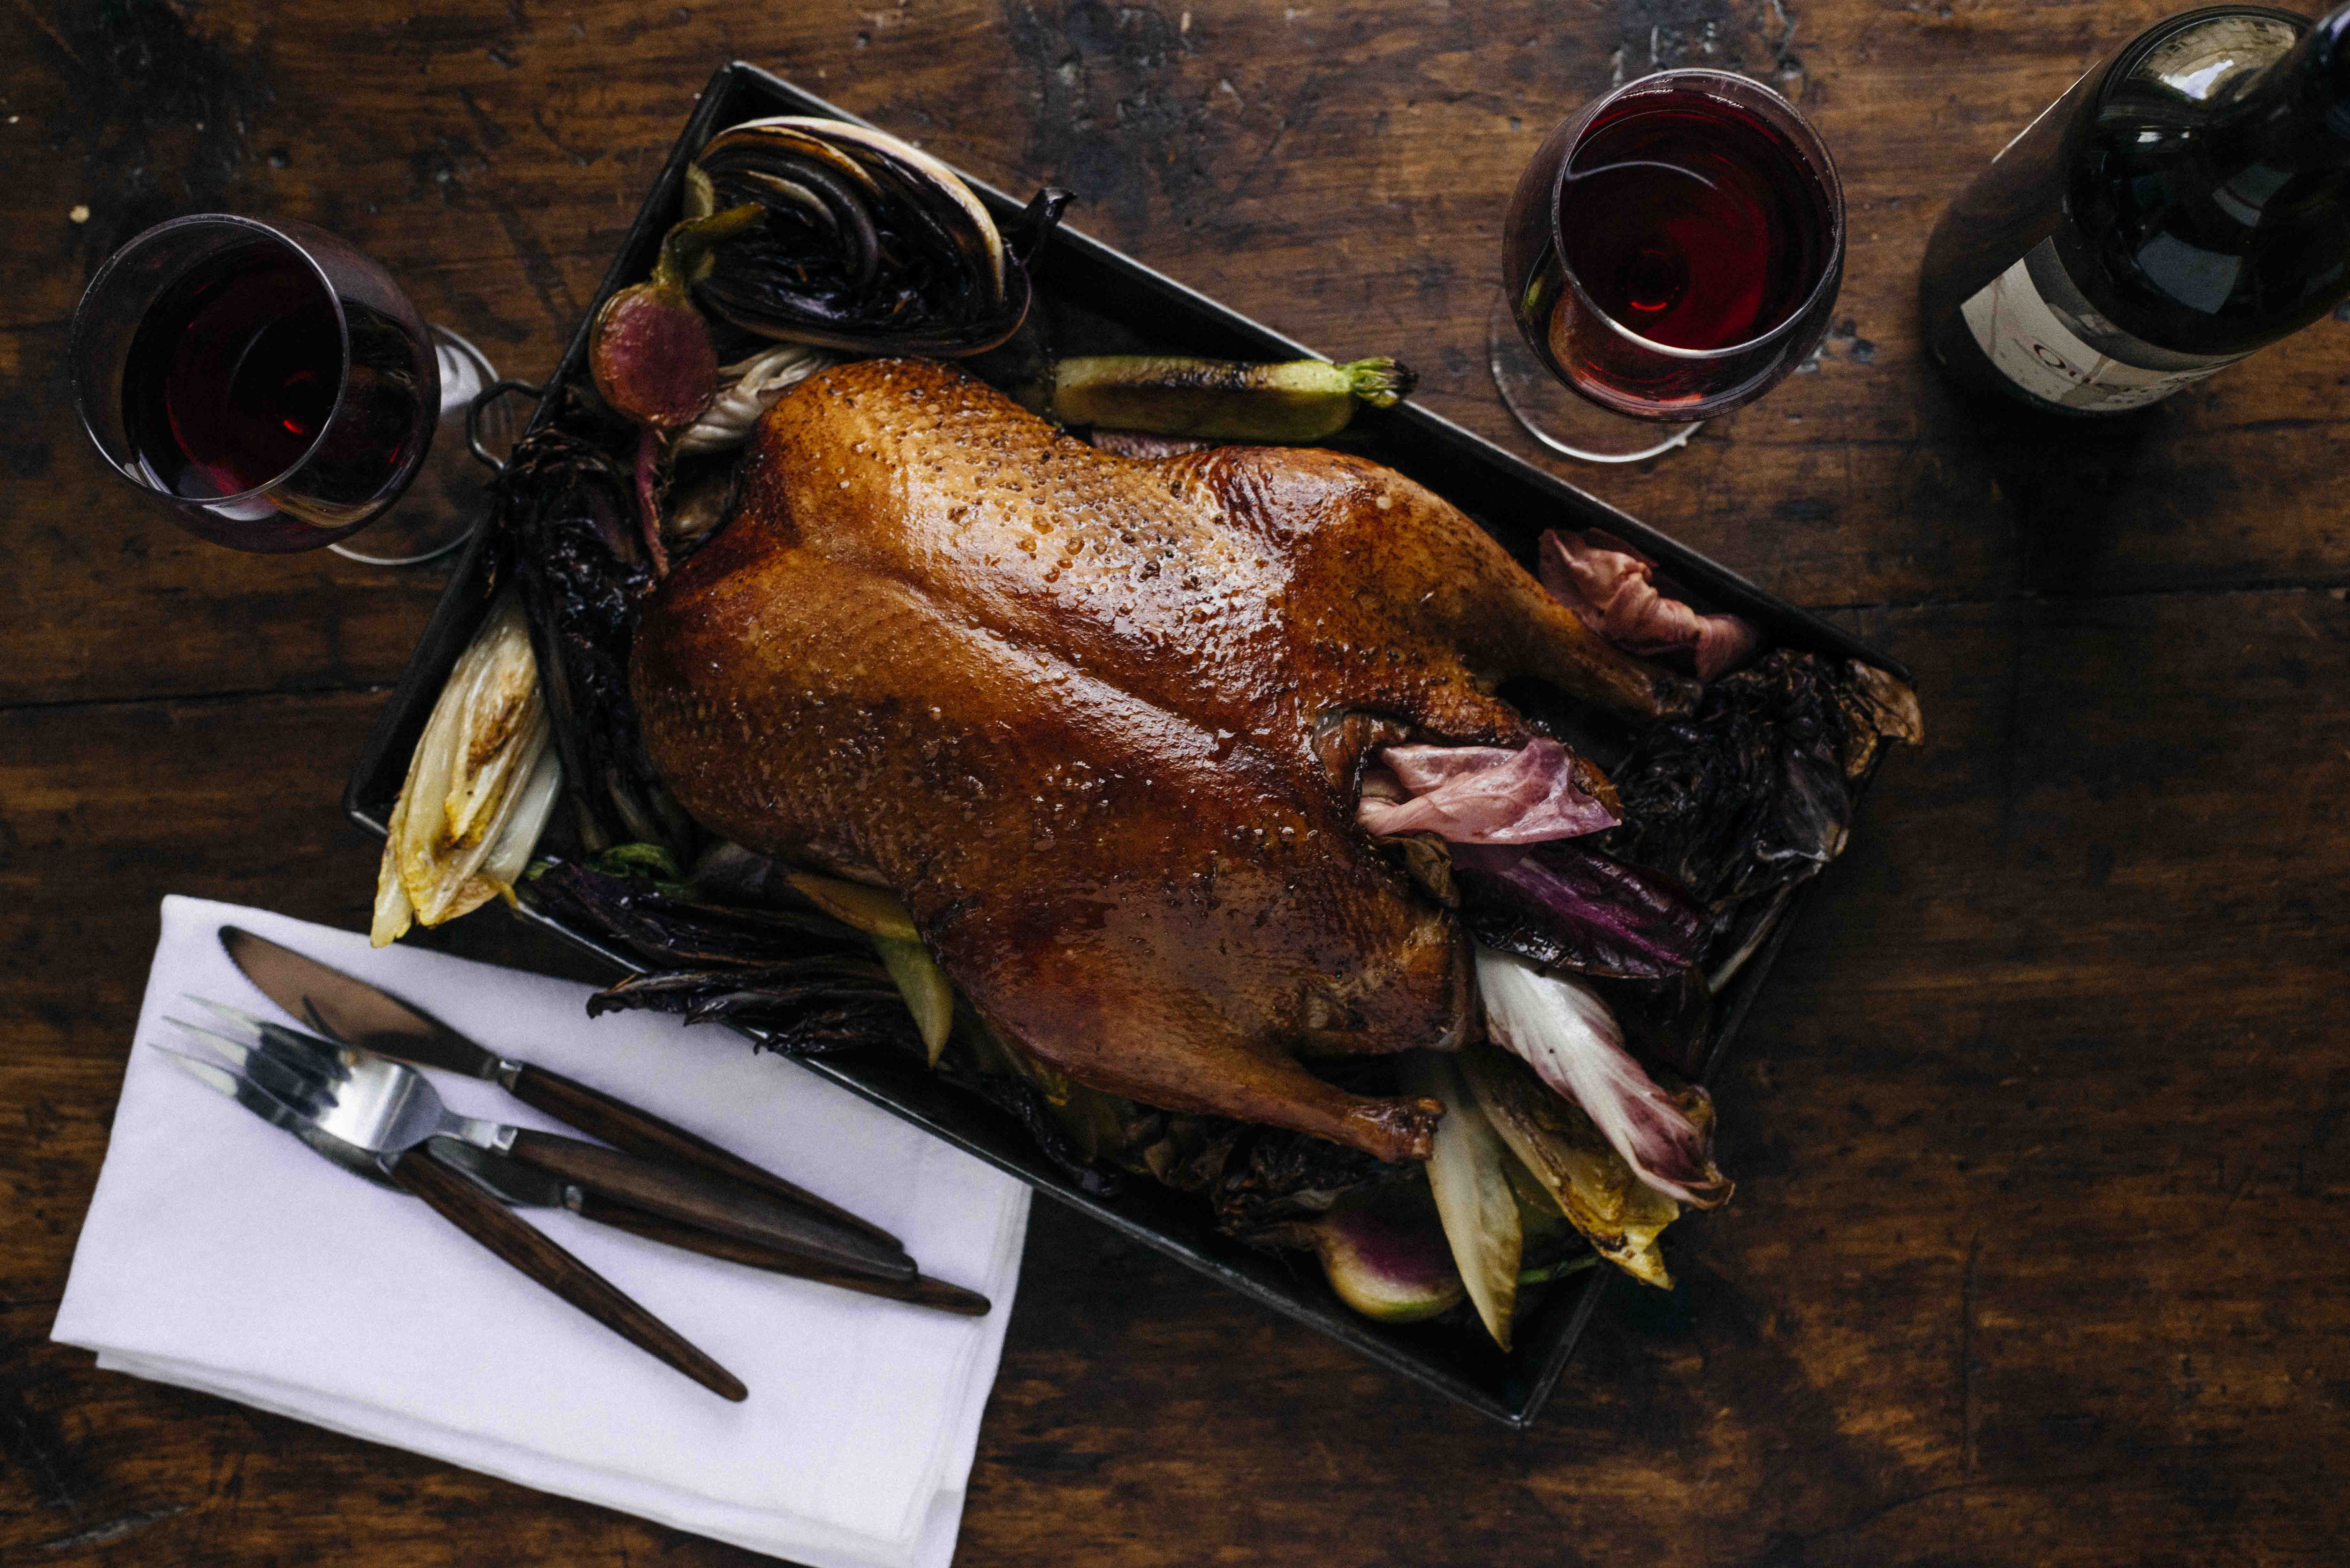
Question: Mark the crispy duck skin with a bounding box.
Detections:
[632,360,1695,1162]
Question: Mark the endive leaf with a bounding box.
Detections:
[372,595,561,945]
[874,936,956,1065]
[1403,1051,1520,1350]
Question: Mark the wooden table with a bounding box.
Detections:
[4,1,2344,1562]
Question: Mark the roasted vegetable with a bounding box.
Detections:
[1475,946,1731,1210]
[781,871,919,942]
[933,1018,1134,1196]
[373,596,561,945]
[683,842,954,1058]
[1405,1051,1521,1350]
[523,855,914,1052]
[1462,1044,1683,1289]
[494,429,679,856]
[1590,969,1716,1081]
[673,344,833,457]
[874,936,955,1065]
[1042,354,1415,441]
[590,204,764,431]
[1539,528,1764,681]
[1356,739,1618,844]
[1310,1182,1466,1323]
[1598,649,1915,928]
[1454,838,1709,981]
[690,118,1059,356]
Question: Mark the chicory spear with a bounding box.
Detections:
[673,344,835,457]
[1461,1043,1684,1289]
[371,595,561,945]
[1474,946,1732,1210]
[1403,1051,1522,1350]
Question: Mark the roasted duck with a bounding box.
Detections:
[632,358,1696,1163]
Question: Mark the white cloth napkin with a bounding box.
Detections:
[54,896,1030,1568]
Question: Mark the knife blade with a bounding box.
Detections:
[220,925,905,1255]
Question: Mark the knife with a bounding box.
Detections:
[433,1142,990,1316]
[221,926,904,1256]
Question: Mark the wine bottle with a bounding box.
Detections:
[1919,4,2350,415]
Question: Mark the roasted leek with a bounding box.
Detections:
[1043,354,1415,441]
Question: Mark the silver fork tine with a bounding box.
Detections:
[152,1039,314,1123]
[183,996,349,1065]
[161,1016,337,1117]
[182,999,358,1096]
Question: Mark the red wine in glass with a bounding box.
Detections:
[1493,70,1845,463]
[73,215,512,561]
[122,245,349,501]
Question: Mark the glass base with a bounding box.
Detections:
[1486,295,1701,464]
[331,325,512,566]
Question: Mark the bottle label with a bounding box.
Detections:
[1959,237,2248,411]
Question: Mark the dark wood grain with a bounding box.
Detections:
[508,1060,906,1252]
[3,0,2347,1563]
[385,1144,748,1403]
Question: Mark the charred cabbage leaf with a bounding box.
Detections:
[1598,649,1914,923]
[495,429,683,856]
[524,855,911,1052]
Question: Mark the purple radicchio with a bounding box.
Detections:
[1452,839,1708,982]
[1539,528,1764,682]
[1355,738,1617,844]
[1474,945,1731,1209]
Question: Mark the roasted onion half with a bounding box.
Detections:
[688,117,1058,357]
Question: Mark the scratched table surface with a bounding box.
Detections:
[3,1,2346,1563]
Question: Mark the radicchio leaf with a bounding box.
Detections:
[1539,528,1763,681]
[1356,738,1617,844]
[1453,839,1708,982]
[1474,946,1731,1209]
[1596,649,1861,919]
[495,428,679,856]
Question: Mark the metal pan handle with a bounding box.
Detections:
[465,378,545,474]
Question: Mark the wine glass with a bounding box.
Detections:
[1490,69,1846,464]
[69,214,514,564]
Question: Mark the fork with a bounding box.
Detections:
[151,1033,749,1402]
[173,1001,917,1286]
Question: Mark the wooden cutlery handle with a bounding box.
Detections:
[506,1063,905,1255]
[505,1129,918,1285]
[573,1192,991,1317]
[384,1144,748,1403]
